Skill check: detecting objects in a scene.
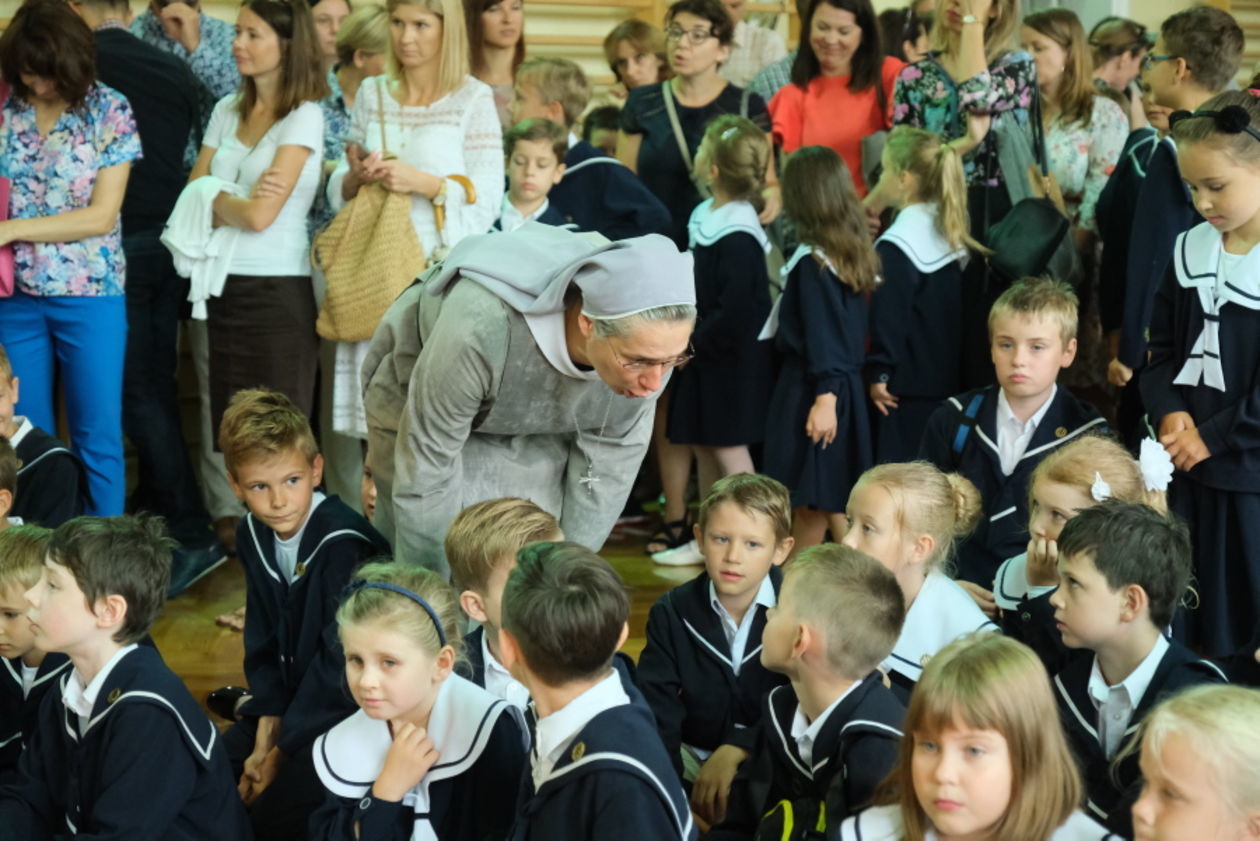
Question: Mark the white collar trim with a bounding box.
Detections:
[876,203,968,272]
[688,198,769,252]
[882,573,996,680]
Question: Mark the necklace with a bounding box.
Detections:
[573,389,616,496]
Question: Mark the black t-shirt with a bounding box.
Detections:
[93,28,201,234]
[620,81,769,248]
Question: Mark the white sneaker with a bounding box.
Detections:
[651,540,705,566]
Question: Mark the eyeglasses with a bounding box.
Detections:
[1141,54,1187,73]
[609,341,694,372]
[665,26,716,45]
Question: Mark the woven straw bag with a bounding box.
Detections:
[313,81,427,342]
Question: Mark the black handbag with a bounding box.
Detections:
[982,91,1084,289]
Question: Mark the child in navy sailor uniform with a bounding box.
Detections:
[1142,92,1260,657]
[502,542,697,841]
[866,126,976,464]
[0,343,85,529]
[216,389,392,840]
[839,634,1115,841]
[991,435,1173,675]
[710,546,906,840]
[840,462,996,703]
[444,498,644,708]
[0,516,250,841]
[0,525,69,782]
[637,474,793,822]
[310,562,526,841]
[667,116,773,484]
[763,146,880,550]
[511,57,671,240]
[919,278,1108,587]
[1112,8,1243,435]
[1049,503,1226,838]
[493,119,570,233]
[1131,685,1260,840]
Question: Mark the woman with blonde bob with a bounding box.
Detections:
[1131,684,1260,841]
[839,633,1108,840]
[326,0,502,442]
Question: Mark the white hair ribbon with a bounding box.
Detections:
[1090,472,1112,503]
[1139,438,1176,491]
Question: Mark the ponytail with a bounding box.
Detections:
[883,125,989,255]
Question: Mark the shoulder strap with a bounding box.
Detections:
[740,86,751,119]
[377,78,390,156]
[952,392,986,456]
[661,81,694,173]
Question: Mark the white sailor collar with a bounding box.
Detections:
[840,804,1113,841]
[882,572,997,681]
[992,552,1057,610]
[759,244,844,340]
[313,674,516,841]
[687,198,770,253]
[3,653,71,693]
[1170,221,1260,392]
[876,202,968,273]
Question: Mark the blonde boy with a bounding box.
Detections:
[495,118,569,232]
[711,545,906,838]
[920,277,1107,588]
[215,388,389,836]
[0,524,64,778]
[637,473,794,824]
[446,496,562,706]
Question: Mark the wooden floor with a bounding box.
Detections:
[150,526,699,718]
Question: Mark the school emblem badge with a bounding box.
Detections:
[1054,427,1067,438]
[571,741,586,761]
[107,688,121,703]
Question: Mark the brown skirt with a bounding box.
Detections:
[207,273,318,442]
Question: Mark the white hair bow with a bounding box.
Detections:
[1090,472,1112,503]
[1139,438,1176,491]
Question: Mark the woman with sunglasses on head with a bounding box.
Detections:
[878,6,931,64]
[1088,15,1150,126]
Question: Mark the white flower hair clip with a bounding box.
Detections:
[1140,437,1176,491]
[1090,472,1112,503]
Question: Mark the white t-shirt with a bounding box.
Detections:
[205,96,324,276]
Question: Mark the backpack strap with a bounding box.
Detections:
[740,86,751,119]
[951,392,986,456]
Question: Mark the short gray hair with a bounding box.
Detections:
[589,304,696,339]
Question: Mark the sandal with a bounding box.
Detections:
[645,517,690,555]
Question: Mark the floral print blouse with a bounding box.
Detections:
[0,84,142,297]
[893,50,1036,187]
[1044,95,1128,233]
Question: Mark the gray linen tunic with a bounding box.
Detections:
[363,278,658,575]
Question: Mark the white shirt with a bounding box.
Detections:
[532,670,629,791]
[20,662,38,699]
[708,575,776,676]
[274,490,326,583]
[789,680,862,768]
[9,416,31,448]
[482,630,531,711]
[498,195,553,233]
[719,20,788,89]
[205,97,324,276]
[1087,634,1169,759]
[996,385,1057,476]
[62,644,139,735]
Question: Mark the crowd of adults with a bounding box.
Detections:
[0,0,1155,590]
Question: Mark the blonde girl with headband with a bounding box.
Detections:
[987,434,1173,672]
[662,117,775,554]
[1142,89,1260,657]
[311,561,527,841]
[867,126,983,463]
[840,461,996,702]
[1131,684,1260,841]
[839,633,1111,841]
[763,146,880,551]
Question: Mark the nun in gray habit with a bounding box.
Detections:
[363,223,697,574]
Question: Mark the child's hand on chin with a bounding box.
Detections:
[374,722,441,801]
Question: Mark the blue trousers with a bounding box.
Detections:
[0,292,127,515]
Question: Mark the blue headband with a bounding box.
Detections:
[345,580,448,647]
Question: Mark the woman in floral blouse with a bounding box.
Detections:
[887,0,1033,389]
[0,0,142,516]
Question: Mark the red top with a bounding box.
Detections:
[769,55,906,196]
